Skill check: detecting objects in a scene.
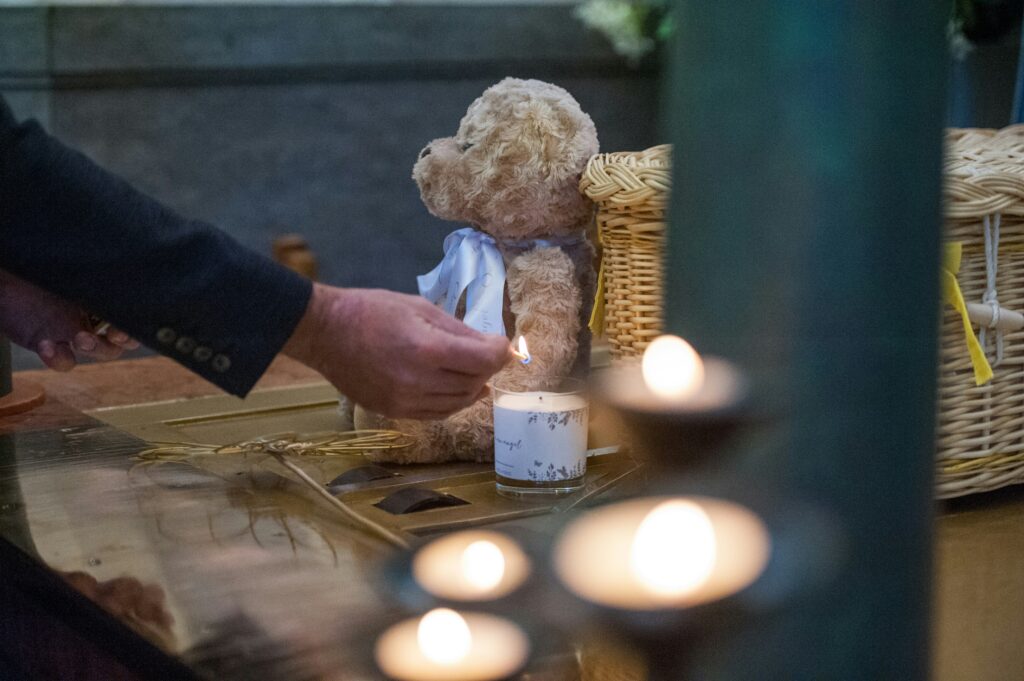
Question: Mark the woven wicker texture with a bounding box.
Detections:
[578,136,1024,499]
[580,145,671,360]
[940,125,1024,498]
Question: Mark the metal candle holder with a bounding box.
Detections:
[591,357,750,474]
[578,355,840,680]
[544,489,840,681]
[581,356,760,681]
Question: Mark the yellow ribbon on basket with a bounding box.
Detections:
[942,242,993,386]
[589,258,605,336]
[588,226,605,336]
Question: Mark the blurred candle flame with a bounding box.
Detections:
[641,335,705,400]
[629,499,717,597]
[460,540,506,593]
[417,608,472,665]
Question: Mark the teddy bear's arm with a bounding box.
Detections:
[502,247,582,390]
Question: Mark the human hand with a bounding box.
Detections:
[61,571,176,649]
[0,269,139,371]
[284,284,511,419]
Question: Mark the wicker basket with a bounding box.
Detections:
[579,137,1024,499]
[939,125,1024,498]
[580,145,671,360]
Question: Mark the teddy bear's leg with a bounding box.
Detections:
[352,406,440,464]
[354,401,495,464]
[440,397,497,462]
[502,247,583,391]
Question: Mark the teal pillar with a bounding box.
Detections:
[664,3,944,680]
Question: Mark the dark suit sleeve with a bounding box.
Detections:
[0,96,312,397]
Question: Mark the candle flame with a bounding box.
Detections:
[512,336,531,364]
[641,335,705,400]
[461,540,506,593]
[629,500,717,597]
[417,608,472,666]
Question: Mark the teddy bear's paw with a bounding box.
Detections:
[364,419,451,465]
[472,449,495,464]
[365,442,435,465]
[352,406,418,462]
[443,408,496,463]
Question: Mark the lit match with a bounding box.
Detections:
[511,336,531,364]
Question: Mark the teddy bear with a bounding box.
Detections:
[353,77,599,464]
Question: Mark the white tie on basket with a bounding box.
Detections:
[417,227,508,336]
[978,212,1004,367]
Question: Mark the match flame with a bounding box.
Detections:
[512,336,531,364]
[417,608,472,666]
[629,500,717,597]
[460,540,506,593]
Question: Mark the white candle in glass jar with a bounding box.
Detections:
[493,388,588,487]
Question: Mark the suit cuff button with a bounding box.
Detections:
[175,336,197,354]
[211,354,231,373]
[156,327,177,345]
[194,346,213,362]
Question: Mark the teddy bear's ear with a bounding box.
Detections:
[514,100,596,179]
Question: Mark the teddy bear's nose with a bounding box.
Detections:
[419,145,432,159]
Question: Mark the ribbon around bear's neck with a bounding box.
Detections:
[418,227,508,336]
[418,227,588,336]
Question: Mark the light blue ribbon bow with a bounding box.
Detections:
[417,227,507,336]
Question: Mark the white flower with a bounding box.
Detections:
[576,0,656,62]
[947,18,974,62]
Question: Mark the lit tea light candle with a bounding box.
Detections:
[375,608,530,681]
[419,608,470,665]
[553,496,770,610]
[641,335,705,400]
[511,336,531,364]
[462,540,504,592]
[412,530,532,601]
[597,334,744,413]
[629,499,716,597]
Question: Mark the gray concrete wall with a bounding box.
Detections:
[1,4,661,371]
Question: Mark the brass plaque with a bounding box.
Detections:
[87,381,642,541]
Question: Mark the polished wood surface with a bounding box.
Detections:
[1,357,382,680]
[2,356,1021,680]
[0,355,640,680]
[11,355,323,412]
[0,356,323,435]
[0,377,45,417]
